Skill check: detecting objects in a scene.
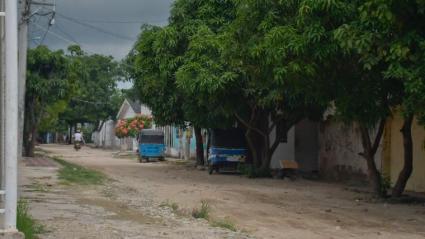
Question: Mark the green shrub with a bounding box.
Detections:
[192,201,210,219]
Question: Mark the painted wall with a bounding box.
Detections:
[385,115,425,192]
[295,119,319,172]
[92,120,120,149]
[318,119,382,181]
[162,126,196,158]
[270,127,295,169]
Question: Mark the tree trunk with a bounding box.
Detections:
[364,152,382,195]
[68,125,72,144]
[392,114,414,197]
[206,129,211,164]
[23,98,35,157]
[244,129,259,167]
[358,120,386,196]
[194,127,204,166]
[24,124,37,157]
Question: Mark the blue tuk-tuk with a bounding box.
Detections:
[208,128,247,174]
[138,129,165,163]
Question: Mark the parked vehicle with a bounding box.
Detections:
[138,129,165,163]
[208,128,247,174]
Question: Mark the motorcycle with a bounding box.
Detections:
[74,141,81,151]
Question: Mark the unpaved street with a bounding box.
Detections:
[21,144,425,239]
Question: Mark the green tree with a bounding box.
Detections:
[334,0,425,196]
[24,46,70,156]
[210,0,338,170]
[129,0,238,165]
[60,46,122,139]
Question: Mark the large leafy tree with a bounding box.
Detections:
[24,46,70,156]
[207,0,340,170]
[60,46,122,138]
[129,0,238,165]
[334,0,425,196]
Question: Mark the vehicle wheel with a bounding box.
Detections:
[215,167,220,173]
[208,166,214,175]
[138,156,143,163]
[146,157,150,163]
[158,157,165,161]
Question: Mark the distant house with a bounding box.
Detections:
[92,99,152,151]
[115,99,153,152]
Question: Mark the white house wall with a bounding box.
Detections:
[93,120,120,149]
[270,127,295,169]
[140,104,152,116]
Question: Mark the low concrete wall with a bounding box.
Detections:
[318,119,382,181]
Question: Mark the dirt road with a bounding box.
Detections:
[22,144,425,239]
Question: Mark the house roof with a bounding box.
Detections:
[116,99,139,119]
[127,99,141,114]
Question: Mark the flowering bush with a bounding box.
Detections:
[115,115,153,138]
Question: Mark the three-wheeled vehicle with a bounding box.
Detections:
[138,129,165,163]
[208,128,247,174]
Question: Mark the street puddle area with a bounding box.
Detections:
[77,197,160,225]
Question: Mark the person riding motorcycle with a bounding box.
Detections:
[73,130,85,150]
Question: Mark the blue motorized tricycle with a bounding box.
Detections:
[138,129,165,163]
[208,128,247,174]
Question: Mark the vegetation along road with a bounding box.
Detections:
[19,144,425,239]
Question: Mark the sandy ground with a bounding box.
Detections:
[21,144,425,239]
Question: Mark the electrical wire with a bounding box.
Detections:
[34,23,79,45]
[56,13,136,42]
[54,22,80,44]
[70,19,148,24]
[33,22,97,55]
[39,23,51,45]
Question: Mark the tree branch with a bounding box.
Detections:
[235,113,267,138]
[371,118,386,155]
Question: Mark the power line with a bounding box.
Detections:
[33,22,98,55]
[54,22,80,44]
[71,19,148,24]
[56,13,136,42]
[39,23,51,45]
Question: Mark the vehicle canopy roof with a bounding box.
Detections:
[139,129,164,144]
[210,128,246,148]
[140,129,164,136]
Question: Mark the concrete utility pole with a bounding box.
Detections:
[3,0,20,236]
[17,0,30,159]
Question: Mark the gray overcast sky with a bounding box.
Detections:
[29,0,174,59]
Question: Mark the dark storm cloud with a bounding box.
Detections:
[30,0,174,59]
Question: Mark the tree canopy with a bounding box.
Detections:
[127,0,425,196]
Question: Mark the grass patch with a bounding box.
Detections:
[17,200,45,239]
[210,217,237,231]
[52,157,106,185]
[160,200,179,211]
[192,200,210,219]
